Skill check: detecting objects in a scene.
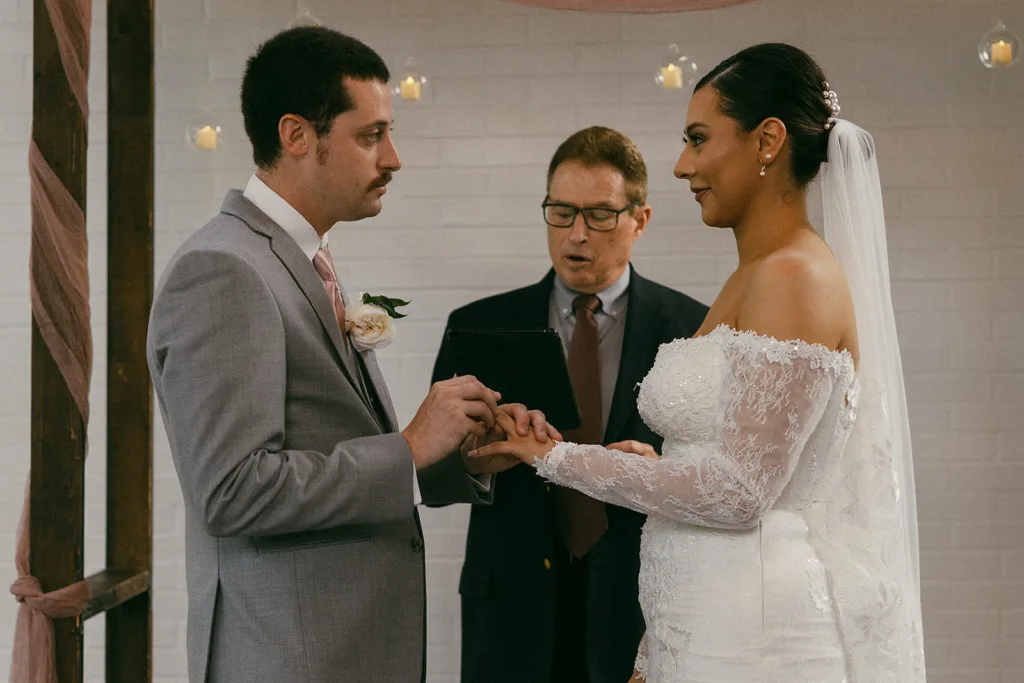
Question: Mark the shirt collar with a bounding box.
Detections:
[243,174,326,261]
[553,266,631,321]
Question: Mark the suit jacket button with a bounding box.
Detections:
[411,538,423,553]
[544,558,551,570]
[546,485,551,493]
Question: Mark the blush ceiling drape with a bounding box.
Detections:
[501,0,755,12]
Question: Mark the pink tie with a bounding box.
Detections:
[312,246,346,337]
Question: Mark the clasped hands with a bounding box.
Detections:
[402,375,560,475]
[468,411,661,470]
[461,409,558,473]
[402,375,659,476]
[464,402,661,472]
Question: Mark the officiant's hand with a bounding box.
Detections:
[469,411,557,467]
[403,375,502,470]
[607,440,660,461]
[460,403,562,475]
[495,402,562,443]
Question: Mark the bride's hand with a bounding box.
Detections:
[607,440,660,461]
[469,411,556,466]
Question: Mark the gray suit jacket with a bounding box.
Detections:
[147,190,491,683]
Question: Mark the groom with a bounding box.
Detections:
[147,27,551,683]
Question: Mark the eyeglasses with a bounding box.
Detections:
[541,199,641,232]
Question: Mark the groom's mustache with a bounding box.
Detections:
[369,173,392,190]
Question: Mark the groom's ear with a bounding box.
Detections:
[278,113,313,160]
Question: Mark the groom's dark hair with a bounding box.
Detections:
[241,27,391,169]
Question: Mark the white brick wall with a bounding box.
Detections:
[1,0,1022,681]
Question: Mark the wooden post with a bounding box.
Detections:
[30,0,88,678]
[106,0,154,680]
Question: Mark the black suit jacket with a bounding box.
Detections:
[431,267,709,683]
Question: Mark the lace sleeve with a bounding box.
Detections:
[634,632,649,678]
[534,352,836,529]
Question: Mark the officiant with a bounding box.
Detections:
[431,126,709,683]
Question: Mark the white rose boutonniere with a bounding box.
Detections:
[345,293,410,352]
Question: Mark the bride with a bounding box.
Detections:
[473,43,926,682]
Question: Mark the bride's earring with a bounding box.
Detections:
[759,153,772,178]
[759,165,766,178]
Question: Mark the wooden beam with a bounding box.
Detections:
[81,570,150,622]
[106,0,155,680]
[30,0,88,680]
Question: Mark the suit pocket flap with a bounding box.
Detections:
[252,525,371,553]
[458,565,493,598]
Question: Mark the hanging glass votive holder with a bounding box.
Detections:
[978,20,1020,68]
[186,121,223,151]
[393,59,427,102]
[656,43,700,90]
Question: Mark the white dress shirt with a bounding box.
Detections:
[243,174,423,505]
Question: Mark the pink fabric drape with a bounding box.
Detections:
[12,0,94,682]
[10,484,91,683]
[41,0,91,119]
[28,140,92,424]
[502,0,754,11]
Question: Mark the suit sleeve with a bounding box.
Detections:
[148,247,415,538]
[417,311,495,507]
[430,313,458,385]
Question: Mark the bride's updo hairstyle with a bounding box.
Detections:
[693,43,835,188]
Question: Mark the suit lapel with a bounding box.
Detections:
[221,191,382,426]
[523,270,557,328]
[604,270,666,443]
[359,350,398,432]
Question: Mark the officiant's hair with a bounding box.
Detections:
[242,27,391,169]
[546,126,648,204]
[694,43,832,188]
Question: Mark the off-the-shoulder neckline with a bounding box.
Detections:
[688,323,856,368]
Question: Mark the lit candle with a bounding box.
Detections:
[196,125,218,150]
[991,39,1013,65]
[399,76,421,101]
[661,63,683,89]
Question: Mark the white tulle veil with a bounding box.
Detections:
[807,118,927,682]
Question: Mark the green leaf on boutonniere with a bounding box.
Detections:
[361,293,411,319]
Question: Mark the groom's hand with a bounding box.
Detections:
[402,375,502,470]
[460,432,518,475]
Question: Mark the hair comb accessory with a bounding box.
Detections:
[823,82,840,130]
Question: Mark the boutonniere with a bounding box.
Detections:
[345,293,410,352]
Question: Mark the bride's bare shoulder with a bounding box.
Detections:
[755,245,842,300]
[736,246,852,352]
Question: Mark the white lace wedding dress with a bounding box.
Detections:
[534,323,925,683]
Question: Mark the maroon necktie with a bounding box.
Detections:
[554,294,609,559]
